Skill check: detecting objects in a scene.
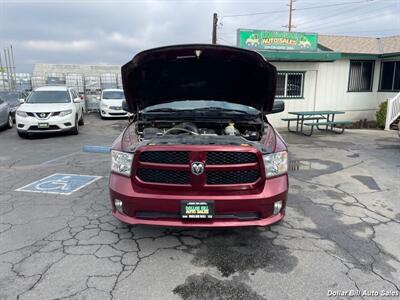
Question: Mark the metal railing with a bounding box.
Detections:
[385,91,400,130]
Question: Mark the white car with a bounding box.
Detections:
[99,89,132,119]
[16,86,84,138]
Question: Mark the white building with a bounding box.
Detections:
[32,63,122,91]
[237,31,400,127]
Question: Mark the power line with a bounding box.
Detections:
[221,0,375,18]
[296,0,377,28]
[296,0,377,27]
[312,8,394,31]
[221,8,288,18]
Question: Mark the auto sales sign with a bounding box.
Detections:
[237,29,318,51]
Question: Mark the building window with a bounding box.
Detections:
[379,61,400,92]
[276,72,304,99]
[348,60,374,92]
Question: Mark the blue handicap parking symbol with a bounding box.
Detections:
[16,173,102,195]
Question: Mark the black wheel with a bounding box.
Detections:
[7,114,13,129]
[17,130,28,138]
[78,110,85,126]
[71,115,79,135]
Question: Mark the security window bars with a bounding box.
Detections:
[348,60,374,92]
[276,72,304,99]
[379,61,400,92]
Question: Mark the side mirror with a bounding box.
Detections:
[268,100,285,114]
[73,98,80,103]
[19,98,25,104]
[122,100,129,112]
[96,96,101,100]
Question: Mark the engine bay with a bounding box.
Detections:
[137,120,264,141]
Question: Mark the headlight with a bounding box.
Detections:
[111,150,134,177]
[59,109,72,117]
[16,110,28,118]
[263,151,288,178]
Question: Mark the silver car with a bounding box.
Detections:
[0,91,24,117]
[0,96,13,130]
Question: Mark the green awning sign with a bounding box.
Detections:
[237,29,318,51]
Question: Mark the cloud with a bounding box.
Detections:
[0,0,398,72]
[22,40,96,52]
[108,32,148,49]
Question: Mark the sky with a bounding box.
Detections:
[0,0,399,72]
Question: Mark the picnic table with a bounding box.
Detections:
[282,110,352,136]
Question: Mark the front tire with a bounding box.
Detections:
[6,114,13,129]
[71,116,79,135]
[78,110,85,126]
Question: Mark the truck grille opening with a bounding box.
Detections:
[207,152,257,164]
[139,151,189,164]
[137,168,190,184]
[207,170,260,185]
[136,150,261,186]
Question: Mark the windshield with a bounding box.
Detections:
[26,91,71,103]
[143,100,259,114]
[102,91,124,99]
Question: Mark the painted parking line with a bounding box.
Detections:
[83,145,111,154]
[15,173,102,195]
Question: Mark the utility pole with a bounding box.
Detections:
[212,13,218,44]
[4,49,11,90]
[287,0,294,32]
[10,45,17,91]
[6,48,14,90]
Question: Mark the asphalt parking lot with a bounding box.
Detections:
[0,114,399,300]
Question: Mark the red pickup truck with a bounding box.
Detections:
[109,44,288,227]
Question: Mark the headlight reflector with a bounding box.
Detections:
[59,109,72,117]
[16,110,28,118]
[263,151,288,178]
[111,150,134,177]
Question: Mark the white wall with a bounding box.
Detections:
[268,59,398,128]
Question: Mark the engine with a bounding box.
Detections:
[139,121,262,141]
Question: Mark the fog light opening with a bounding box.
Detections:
[114,199,123,213]
[273,200,283,215]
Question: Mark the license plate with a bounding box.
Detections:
[38,123,49,128]
[181,201,214,219]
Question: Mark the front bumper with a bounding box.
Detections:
[16,114,75,133]
[109,173,288,228]
[100,107,133,118]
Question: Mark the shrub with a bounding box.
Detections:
[376,100,387,129]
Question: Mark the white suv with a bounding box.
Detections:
[99,89,132,119]
[16,86,84,138]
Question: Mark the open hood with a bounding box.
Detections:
[121,44,277,113]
